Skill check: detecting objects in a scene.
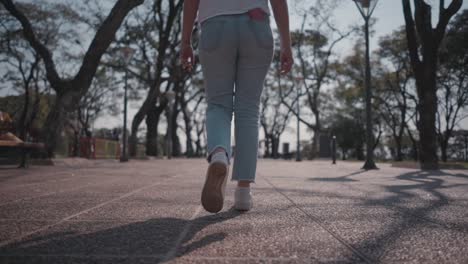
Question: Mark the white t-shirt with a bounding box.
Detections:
[198,0,270,24]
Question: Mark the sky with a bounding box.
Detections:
[2,0,468,152]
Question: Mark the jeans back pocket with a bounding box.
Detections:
[249,19,273,50]
[200,19,225,52]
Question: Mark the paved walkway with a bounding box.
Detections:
[0,159,467,263]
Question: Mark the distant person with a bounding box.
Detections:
[180,0,293,213]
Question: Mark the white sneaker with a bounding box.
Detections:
[201,152,229,213]
[234,187,253,211]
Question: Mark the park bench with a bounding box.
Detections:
[0,138,45,168]
[0,112,45,168]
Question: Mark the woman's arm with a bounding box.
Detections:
[180,0,200,72]
[270,0,293,74]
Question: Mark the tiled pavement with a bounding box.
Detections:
[0,159,467,263]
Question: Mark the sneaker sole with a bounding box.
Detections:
[201,162,228,213]
[234,203,252,211]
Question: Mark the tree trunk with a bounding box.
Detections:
[42,91,75,157]
[416,68,439,169]
[129,109,145,157]
[145,100,166,157]
[145,107,160,157]
[395,137,403,161]
[440,142,448,162]
[182,108,194,157]
[195,132,203,157]
[356,145,365,161]
[195,139,202,156]
[264,137,271,158]
[402,0,463,169]
[439,133,449,162]
[1,0,145,156]
[272,136,280,159]
[171,113,181,157]
[310,129,320,160]
[72,130,80,157]
[262,127,271,158]
[18,87,30,141]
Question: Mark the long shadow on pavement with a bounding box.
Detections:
[307,170,367,182]
[0,207,242,263]
[352,170,468,262]
[264,169,468,263]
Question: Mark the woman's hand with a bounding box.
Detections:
[280,46,293,75]
[270,0,293,75]
[180,43,194,72]
[180,0,199,72]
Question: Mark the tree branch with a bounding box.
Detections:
[401,0,421,67]
[74,0,145,90]
[435,0,463,47]
[0,0,62,89]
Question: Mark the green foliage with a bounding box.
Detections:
[291,30,328,49]
[329,113,365,160]
[0,93,53,135]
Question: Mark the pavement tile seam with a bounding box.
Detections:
[0,254,357,263]
[259,162,468,263]
[0,173,180,249]
[0,177,129,207]
[0,253,165,259]
[0,170,90,188]
[0,166,120,187]
[162,205,203,262]
[279,171,468,233]
[318,183,467,232]
[260,176,375,264]
[174,256,307,262]
[2,160,467,263]
[382,204,468,232]
[0,165,172,190]
[284,203,456,230]
[173,256,361,262]
[0,218,174,223]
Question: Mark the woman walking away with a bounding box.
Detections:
[180,0,293,213]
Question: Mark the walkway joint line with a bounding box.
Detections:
[261,176,375,264]
[162,205,203,262]
[0,174,176,248]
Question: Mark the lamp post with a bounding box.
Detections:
[352,0,378,170]
[165,91,176,159]
[118,47,135,162]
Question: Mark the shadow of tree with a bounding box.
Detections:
[307,170,367,182]
[263,170,468,263]
[0,208,242,263]
[350,170,468,262]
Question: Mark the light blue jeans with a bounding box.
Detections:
[199,13,274,182]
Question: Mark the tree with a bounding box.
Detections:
[179,76,204,158]
[111,0,184,157]
[0,2,65,141]
[280,3,355,159]
[329,114,366,160]
[436,9,468,162]
[78,67,120,137]
[261,65,294,158]
[374,28,417,161]
[331,42,386,160]
[401,0,463,169]
[0,0,144,156]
